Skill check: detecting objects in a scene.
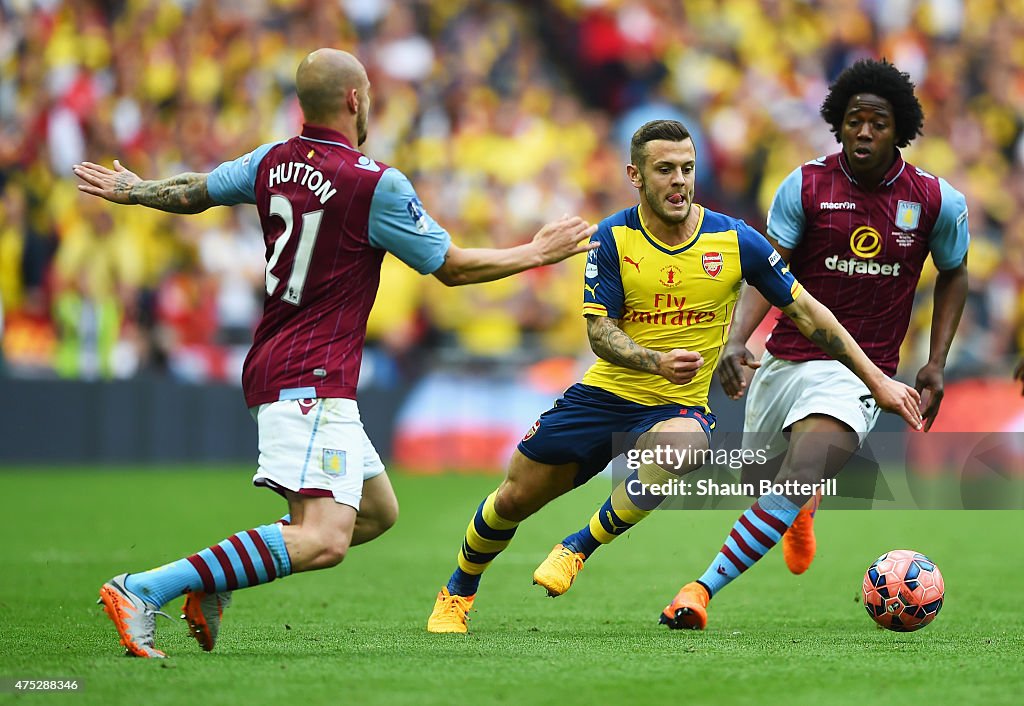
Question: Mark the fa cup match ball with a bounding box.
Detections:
[862,550,944,632]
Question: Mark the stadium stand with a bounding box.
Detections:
[1,2,1020,468]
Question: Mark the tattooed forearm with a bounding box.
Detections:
[782,292,887,391]
[808,327,855,370]
[782,295,863,373]
[587,316,661,374]
[129,173,215,214]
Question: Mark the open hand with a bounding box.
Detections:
[532,216,599,265]
[72,160,141,204]
[871,377,923,430]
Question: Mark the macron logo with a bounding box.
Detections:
[820,201,857,210]
[354,155,381,172]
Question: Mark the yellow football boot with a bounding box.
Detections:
[532,544,585,597]
[427,587,475,633]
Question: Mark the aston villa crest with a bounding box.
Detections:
[895,200,921,232]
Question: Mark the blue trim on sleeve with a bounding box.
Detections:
[278,387,317,401]
[766,167,806,248]
[930,179,970,270]
[585,219,624,318]
[368,168,451,275]
[207,142,280,206]
[737,223,798,308]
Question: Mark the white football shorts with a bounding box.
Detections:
[250,397,386,510]
[742,351,882,456]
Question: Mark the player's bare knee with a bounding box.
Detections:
[776,463,824,488]
[740,463,763,489]
[319,545,349,568]
[314,531,351,567]
[493,484,534,522]
[303,523,354,568]
[741,455,783,490]
[492,488,524,521]
[640,421,709,475]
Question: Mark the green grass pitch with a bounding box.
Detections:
[1,467,1022,705]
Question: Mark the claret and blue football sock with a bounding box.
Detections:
[446,491,520,597]
[696,493,800,597]
[124,524,292,607]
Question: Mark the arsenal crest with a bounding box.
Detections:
[702,252,723,278]
[522,419,541,442]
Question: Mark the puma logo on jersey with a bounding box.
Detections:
[623,256,644,272]
[584,282,600,298]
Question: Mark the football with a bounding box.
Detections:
[862,550,944,632]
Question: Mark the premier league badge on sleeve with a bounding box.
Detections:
[895,200,921,232]
[407,198,429,233]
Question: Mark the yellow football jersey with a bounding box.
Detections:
[581,204,802,408]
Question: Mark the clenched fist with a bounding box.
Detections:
[657,349,703,385]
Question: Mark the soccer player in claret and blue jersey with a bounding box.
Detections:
[660,59,970,630]
[426,119,925,634]
[73,48,597,658]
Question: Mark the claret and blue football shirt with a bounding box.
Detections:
[207,124,451,406]
[764,150,969,375]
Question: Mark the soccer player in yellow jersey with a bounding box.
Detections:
[426,119,923,633]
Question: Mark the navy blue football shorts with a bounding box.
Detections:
[516,383,716,487]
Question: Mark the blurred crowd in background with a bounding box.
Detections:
[1,0,1021,388]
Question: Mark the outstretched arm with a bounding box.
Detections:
[914,261,968,430]
[780,291,922,429]
[586,315,703,385]
[432,216,598,286]
[73,160,216,214]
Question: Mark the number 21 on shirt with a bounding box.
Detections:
[265,194,324,305]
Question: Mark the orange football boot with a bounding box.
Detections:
[659,581,710,630]
[782,489,822,575]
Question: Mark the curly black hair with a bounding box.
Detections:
[819,59,924,148]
